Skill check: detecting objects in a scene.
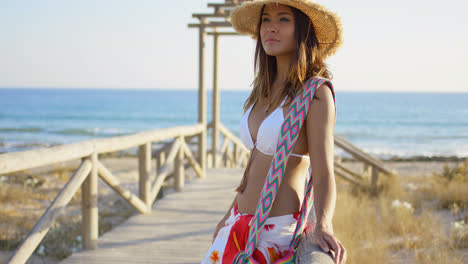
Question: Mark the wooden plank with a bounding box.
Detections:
[181,141,203,178]
[207,32,241,36]
[207,3,236,8]
[96,161,148,214]
[198,21,207,181]
[174,136,185,191]
[212,29,220,169]
[0,141,94,175]
[9,159,92,264]
[60,168,243,264]
[149,139,181,203]
[334,135,396,176]
[334,166,369,189]
[94,124,203,154]
[82,153,99,250]
[192,13,231,18]
[334,161,366,181]
[138,142,152,210]
[0,124,204,175]
[218,123,249,153]
[188,21,234,28]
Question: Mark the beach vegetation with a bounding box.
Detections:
[1,159,467,263]
[333,161,468,263]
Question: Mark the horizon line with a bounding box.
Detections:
[0,87,467,94]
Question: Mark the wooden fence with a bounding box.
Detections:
[0,123,250,264]
[0,120,396,263]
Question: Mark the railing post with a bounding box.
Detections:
[370,166,379,195]
[159,151,166,168]
[139,142,152,212]
[198,18,207,178]
[175,137,185,191]
[82,153,98,250]
[363,163,372,179]
[228,144,233,168]
[233,143,238,167]
[223,146,228,167]
[212,28,220,169]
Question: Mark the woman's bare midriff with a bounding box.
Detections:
[236,151,310,216]
[236,115,311,216]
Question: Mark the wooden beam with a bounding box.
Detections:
[174,136,185,191]
[218,123,249,153]
[334,166,369,189]
[82,153,99,250]
[181,141,203,178]
[334,135,396,176]
[236,152,248,168]
[207,32,242,36]
[188,22,234,28]
[149,139,181,204]
[334,161,366,181]
[198,21,207,179]
[207,3,236,8]
[152,140,174,158]
[0,141,94,175]
[371,166,379,195]
[94,124,203,154]
[192,13,231,18]
[212,27,220,168]
[8,159,92,264]
[0,124,204,175]
[96,161,148,214]
[139,142,152,211]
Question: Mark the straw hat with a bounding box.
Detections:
[230,0,343,58]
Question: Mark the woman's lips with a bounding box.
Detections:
[266,39,280,43]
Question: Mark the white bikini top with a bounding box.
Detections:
[239,97,309,159]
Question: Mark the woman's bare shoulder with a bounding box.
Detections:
[308,83,335,118]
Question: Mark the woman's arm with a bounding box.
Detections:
[306,83,336,230]
[212,193,238,243]
[305,83,346,263]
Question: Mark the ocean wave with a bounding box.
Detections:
[0,127,43,133]
[339,120,468,127]
[336,132,468,140]
[349,147,468,159]
[53,128,130,137]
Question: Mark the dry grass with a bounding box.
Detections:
[2,159,467,263]
[0,166,137,262]
[0,181,49,250]
[332,161,468,263]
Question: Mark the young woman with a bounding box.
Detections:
[202,1,346,263]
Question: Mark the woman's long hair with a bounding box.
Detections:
[243,4,333,113]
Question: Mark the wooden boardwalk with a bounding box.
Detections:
[61,168,242,264]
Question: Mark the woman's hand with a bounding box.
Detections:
[212,217,227,244]
[306,222,347,264]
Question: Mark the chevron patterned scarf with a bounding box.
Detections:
[233,76,336,264]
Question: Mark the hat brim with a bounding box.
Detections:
[230,0,343,58]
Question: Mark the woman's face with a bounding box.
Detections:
[260,4,296,57]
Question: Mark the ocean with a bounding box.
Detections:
[1,88,467,159]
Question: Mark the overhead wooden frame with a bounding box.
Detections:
[187,1,249,169]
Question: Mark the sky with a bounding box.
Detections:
[0,0,467,92]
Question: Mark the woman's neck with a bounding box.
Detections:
[272,53,294,94]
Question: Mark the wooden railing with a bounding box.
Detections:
[334,135,398,194]
[1,119,397,263]
[1,124,207,264]
[208,121,250,168]
[209,119,397,193]
[209,119,397,194]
